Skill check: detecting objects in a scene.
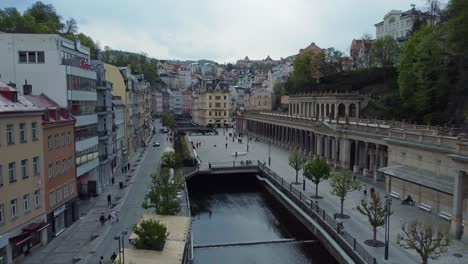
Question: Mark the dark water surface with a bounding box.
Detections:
[188,174,339,264]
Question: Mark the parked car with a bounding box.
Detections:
[153,141,160,147]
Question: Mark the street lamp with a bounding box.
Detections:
[384,194,392,260]
[268,140,271,166]
[114,230,128,264]
[303,174,306,191]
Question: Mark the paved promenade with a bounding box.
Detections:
[192,128,468,264]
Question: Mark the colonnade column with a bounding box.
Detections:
[451,171,467,239]
[331,137,338,168]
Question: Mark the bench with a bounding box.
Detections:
[438,211,452,221]
[418,203,432,213]
[390,191,401,200]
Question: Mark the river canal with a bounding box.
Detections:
[188,174,339,264]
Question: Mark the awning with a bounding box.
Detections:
[23,222,50,233]
[378,165,453,195]
[9,233,31,246]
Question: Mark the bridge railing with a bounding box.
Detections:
[257,161,378,264]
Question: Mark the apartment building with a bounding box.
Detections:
[193,81,230,127]
[0,82,47,263]
[0,33,100,197]
[181,90,193,115]
[23,93,78,241]
[172,89,182,115]
[243,89,273,112]
[104,64,133,160]
[112,99,126,170]
[375,9,421,40]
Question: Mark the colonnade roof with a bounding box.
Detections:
[379,165,453,195]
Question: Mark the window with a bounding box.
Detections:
[224,96,226,100]
[57,188,63,203]
[34,190,40,207]
[23,193,30,212]
[209,111,211,116]
[215,96,221,100]
[69,183,75,195]
[21,159,28,179]
[19,123,26,143]
[67,132,72,144]
[0,203,3,223]
[209,103,212,108]
[19,51,27,63]
[48,135,52,150]
[209,96,211,100]
[63,185,69,198]
[10,199,17,218]
[7,124,14,144]
[28,52,36,63]
[37,51,45,63]
[61,133,65,147]
[48,163,53,178]
[54,134,59,148]
[8,162,16,183]
[32,122,38,141]
[62,159,66,173]
[224,103,227,107]
[32,157,39,176]
[50,191,56,206]
[55,161,60,176]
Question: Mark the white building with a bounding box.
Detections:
[0,33,101,195]
[172,89,182,115]
[375,9,418,40]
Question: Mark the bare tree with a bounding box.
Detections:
[64,18,78,34]
[357,192,389,246]
[396,220,451,264]
[288,149,305,184]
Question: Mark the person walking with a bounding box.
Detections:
[99,212,105,226]
[370,186,375,195]
[107,194,112,206]
[225,143,228,149]
[127,163,130,171]
[99,256,104,264]
[363,184,367,196]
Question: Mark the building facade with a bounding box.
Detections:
[243,89,273,112]
[193,84,230,127]
[23,94,78,242]
[181,90,193,115]
[0,33,99,198]
[375,9,417,40]
[172,90,182,115]
[0,82,47,264]
[112,99,126,171]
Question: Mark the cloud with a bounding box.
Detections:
[2,0,434,62]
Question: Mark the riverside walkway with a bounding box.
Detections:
[191,128,468,264]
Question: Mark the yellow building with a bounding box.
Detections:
[0,82,47,263]
[104,64,135,160]
[193,84,230,127]
[137,81,151,145]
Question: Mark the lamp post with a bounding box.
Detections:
[384,194,392,260]
[268,140,271,166]
[114,230,128,264]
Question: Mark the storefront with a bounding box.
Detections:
[9,222,49,260]
[47,199,78,242]
[0,234,8,264]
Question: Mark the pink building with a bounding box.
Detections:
[181,90,193,115]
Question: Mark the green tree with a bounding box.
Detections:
[324,48,344,74]
[25,1,63,33]
[357,192,388,245]
[330,171,360,218]
[288,150,305,184]
[161,112,176,130]
[370,36,400,67]
[397,220,451,264]
[161,151,177,168]
[398,26,447,123]
[142,168,183,215]
[132,218,169,250]
[303,157,330,198]
[273,81,286,97]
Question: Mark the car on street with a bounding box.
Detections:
[153,141,160,147]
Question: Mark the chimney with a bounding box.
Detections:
[23,80,32,95]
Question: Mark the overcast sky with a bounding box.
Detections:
[3,0,435,63]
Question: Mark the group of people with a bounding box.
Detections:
[120,162,131,174]
[98,210,119,226]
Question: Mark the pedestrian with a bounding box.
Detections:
[111,252,117,262]
[107,212,112,222]
[99,256,104,264]
[363,184,367,196]
[99,212,105,226]
[111,210,117,223]
[127,163,130,171]
[107,193,111,206]
[370,186,375,195]
[225,143,228,149]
